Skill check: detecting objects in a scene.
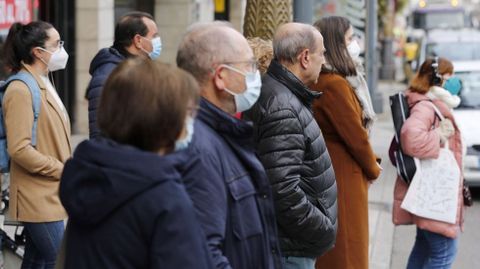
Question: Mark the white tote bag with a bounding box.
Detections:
[400,104,460,224]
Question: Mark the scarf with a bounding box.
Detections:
[323,61,377,132]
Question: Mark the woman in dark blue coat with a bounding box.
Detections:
[59,59,212,269]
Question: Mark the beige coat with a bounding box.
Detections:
[3,63,71,222]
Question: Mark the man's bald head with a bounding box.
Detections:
[176,21,251,86]
[273,22,321,65]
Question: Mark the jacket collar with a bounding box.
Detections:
[405,89,431,106]
[197,98,253,139]
[266,59,321,107]
[21,62,47,90]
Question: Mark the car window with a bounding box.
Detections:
[457,72,480,108]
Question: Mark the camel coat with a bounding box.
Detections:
[3,63,71,222]
[311,71,381,269]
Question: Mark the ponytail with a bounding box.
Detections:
[2,21,53,73]
[3,23,24,73]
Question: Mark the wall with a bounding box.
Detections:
[74,0,114,134]
[155,0,214,64]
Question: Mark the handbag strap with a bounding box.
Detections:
[429,102,445,121]
[428,102,451,149]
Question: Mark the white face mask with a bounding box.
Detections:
[347,40,361,60]
[38,46,69,71]
[222,65,262,113]
[174,117,194,151]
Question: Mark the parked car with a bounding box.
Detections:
[453,63,480,187]
[426,29,480,60]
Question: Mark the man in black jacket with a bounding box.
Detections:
[85,11,161,139]
[245,22,338,269]
[176,22,282,269]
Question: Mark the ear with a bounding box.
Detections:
[299,49,310,69]
[212,66,227,91]
[133,34,143,49]
[31,47,43,60]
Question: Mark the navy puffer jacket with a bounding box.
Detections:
[85,47,125,139]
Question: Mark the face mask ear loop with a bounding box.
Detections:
[49,71,56,90]
[35,47,50,74]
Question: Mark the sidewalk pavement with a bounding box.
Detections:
[368,80,406,269]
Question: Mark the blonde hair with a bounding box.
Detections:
[247,37,273,75]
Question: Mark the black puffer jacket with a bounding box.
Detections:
[245,59,338,258]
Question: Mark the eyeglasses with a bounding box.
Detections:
[222,60,258,73]
[43,40,64,52]
[45,40,65,50]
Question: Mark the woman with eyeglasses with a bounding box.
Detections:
[2,21,71,269]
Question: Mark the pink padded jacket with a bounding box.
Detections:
[392,90,464,239]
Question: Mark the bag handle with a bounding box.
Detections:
[428,102,451,149]
[429,102,445,122]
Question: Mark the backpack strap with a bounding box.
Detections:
[3,72,42,147]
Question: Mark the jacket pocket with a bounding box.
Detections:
[316,197,331,221]
[227,175,263,240]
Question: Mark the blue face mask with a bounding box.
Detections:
[175,117,194,151]
[141,36,162,60]
[444,77,462,96]
[222,66,262,112]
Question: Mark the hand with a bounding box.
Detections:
[437,118,455,143]
[369,163,383,186]
[376,162,383,171]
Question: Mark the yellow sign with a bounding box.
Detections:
[215,0,225,13]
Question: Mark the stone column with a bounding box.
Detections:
[74,0,114,134]
[243,0,292,40]
[155,0,214,64]
[229,0,247,32]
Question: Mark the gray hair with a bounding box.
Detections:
[273,23,318,64]
[176,21,243,86]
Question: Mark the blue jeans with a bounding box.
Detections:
[281,256,315,269]
[21,221,64,269]
[407,227,458,269]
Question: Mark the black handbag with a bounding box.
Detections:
[463,179,473,207]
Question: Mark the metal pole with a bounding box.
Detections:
[293,0,314,24]
[366,0,383,113]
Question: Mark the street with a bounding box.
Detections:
[369,81,480,269]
